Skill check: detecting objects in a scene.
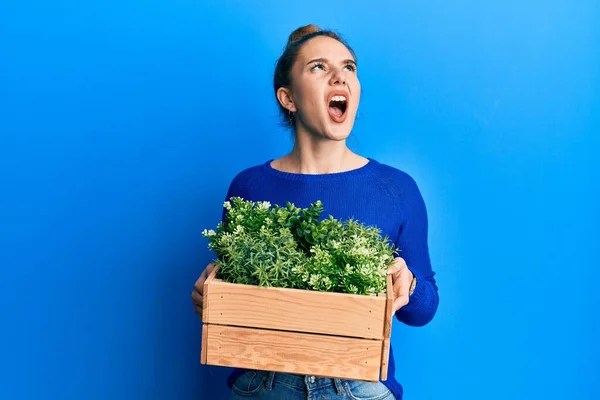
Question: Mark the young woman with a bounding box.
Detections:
[192,24,439,400]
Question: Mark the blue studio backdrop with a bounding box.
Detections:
[1,1,598,399]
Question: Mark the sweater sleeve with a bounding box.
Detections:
[393,173,439,327]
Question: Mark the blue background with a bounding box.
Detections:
[1,1,598,399]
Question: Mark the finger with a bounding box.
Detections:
[393,275,403,295]
[393,295,409,312]
[194,278,204,292]
[194,298,202,309]
[387,257,406,274]
[395,257,407,266]
[196,263,217,289]
[387,262,401,275]
[392,273,410,308]
[191,291,203,306]
[195,305,203,316]
[195,269,209,290]
[203,263,217,279]
[397,270,410,299]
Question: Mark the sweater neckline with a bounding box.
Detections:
[262,158,378,181]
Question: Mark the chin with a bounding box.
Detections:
[325,118,355,140]
[325,126,352,141]
[299,115,355,141]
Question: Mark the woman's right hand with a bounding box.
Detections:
[191,263,217,318]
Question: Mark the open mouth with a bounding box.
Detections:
[328,94,348,122]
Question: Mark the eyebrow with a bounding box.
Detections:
[306,58,357,66]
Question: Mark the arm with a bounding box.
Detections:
[393,175,439,327]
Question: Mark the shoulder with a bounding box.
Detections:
[229,162,265,185]
[370,159,429,223]
[370,159,422,195]
[225,160,270,198]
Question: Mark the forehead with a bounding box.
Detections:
[297,36,355,62]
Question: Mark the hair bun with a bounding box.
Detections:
[286,24,320,47]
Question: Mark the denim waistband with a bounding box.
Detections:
[260,371,345,394]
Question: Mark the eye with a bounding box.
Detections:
[344,63,357,72]
[310,62,326,71]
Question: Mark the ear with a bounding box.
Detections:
[276,87,297,113]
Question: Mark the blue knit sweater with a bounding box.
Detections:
[221,158,439,399]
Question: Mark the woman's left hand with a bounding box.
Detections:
[387,257,415,312]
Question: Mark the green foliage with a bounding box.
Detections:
[202,197,397,295]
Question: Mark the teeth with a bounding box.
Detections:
[331,95,347,102]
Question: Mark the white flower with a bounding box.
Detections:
[220,232,233,244]
[223,201,232,210]
[308,274,321,287]
[292,265,304,274]
[350,246,371,256]
[258,201,271,210]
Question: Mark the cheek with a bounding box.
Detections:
[295,83,321,113]
[352,82,361,109]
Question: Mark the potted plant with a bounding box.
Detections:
[200,197,395,381]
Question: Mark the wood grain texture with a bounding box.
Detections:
[201,324,208,364]
[380,274,394,380]
[204,279,387,339]
[202,266,219,323]
[379,338,390,381]
[205,324,383,381]
[384,273,394,338]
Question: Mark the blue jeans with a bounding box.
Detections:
[230,370,396,400]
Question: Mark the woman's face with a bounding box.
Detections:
[281,36,361,141]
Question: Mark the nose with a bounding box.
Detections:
[329,68,346,86]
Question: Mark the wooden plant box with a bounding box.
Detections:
[200,266,394,382]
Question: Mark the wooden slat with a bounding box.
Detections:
[380,274,394,380]
[205,325,383,382]
[379,338,390,381]
[202,266,219,323]
[384,273,394,338]
[200,324,208,364]
[205,280,386,339]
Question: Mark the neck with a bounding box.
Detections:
[289,143,352,174]
[273,128,367,175]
